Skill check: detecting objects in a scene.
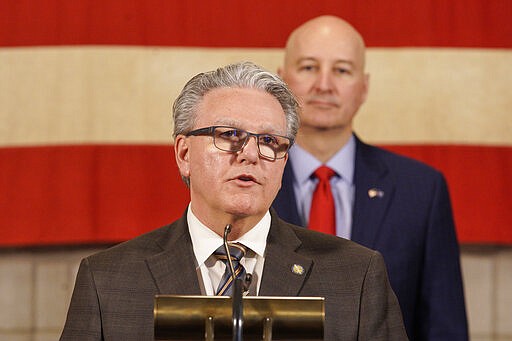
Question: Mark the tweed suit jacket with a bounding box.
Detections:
[60,210,407,340]
[273,135,468,340]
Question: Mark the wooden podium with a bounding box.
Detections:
[154,295,324,340]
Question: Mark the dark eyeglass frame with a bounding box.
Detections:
[185,125,293,161]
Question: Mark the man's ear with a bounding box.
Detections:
[174,135,190,178]
[361,73,370,104]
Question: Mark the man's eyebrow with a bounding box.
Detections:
[295,57,354,66]
[213,119,239,127]
[333,59,355,66]
[296,57,318,64]
[212,120,284,135]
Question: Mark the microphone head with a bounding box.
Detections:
[223,224,232,240]
[244,273,253,292]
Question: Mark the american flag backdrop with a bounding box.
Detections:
[1,0,511,246]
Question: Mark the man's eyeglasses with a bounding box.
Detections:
[186,126,293,161]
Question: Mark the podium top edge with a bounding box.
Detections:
[154,295,325,301]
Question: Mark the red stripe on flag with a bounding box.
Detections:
[0,144,510,246]
[0,145,189,246]
[1,0,511,48]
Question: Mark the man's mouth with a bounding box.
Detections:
[308,99,339,108]
[307,96,340,108]
[238,174,256,181]
[234,174,258,184]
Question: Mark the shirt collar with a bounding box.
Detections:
[187,205,270,268]
[289,134,356,184]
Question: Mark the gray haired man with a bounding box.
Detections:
[61,62,407,340]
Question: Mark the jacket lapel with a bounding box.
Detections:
[351,137,395,249]
[144,211,314,297]
[145,214,202,295]
[259,212,312,296]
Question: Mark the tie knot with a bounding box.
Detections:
[214,242,246,262]
[314,165,336,182]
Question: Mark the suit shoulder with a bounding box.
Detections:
[360,142,444,179]
[85,223,175,265]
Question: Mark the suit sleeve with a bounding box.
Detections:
[419,174,469,340]
[60,258,103,341]
[359,251,409,341]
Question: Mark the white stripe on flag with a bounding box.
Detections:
[1,47,510,147]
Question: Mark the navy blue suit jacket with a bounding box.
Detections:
[273,135,468,340]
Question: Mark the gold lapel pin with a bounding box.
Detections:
[291,264,305,275]
[368,188,384,198]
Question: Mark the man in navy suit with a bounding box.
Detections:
[273,15,468,340]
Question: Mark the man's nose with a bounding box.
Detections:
[313,70,334,92]
[237,135,260,162]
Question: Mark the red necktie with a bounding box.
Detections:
[308,166,336,235]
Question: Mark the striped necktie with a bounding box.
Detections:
[214,243,247,296]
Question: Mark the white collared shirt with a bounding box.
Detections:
[187,204,270,295]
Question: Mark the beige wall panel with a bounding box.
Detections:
[34,261,69,329]
[460,249,495,336]
[0,253,33,330]
[1,47,510,146]
[496,249,512,335]
[0,333,30,341]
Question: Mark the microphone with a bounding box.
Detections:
[223,224,237,284]
[223,224,252,293]
[243,274,252,293]
[223,224,244,341]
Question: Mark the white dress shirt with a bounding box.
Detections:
[187,204,270,295]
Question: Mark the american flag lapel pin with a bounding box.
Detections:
[368,188,384,199]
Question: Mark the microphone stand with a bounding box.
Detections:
[223,224,244,341]
[232,277,244,341]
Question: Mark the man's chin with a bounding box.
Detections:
[226,207,257,218]
[302,120,344,132]
[224,201,267,219]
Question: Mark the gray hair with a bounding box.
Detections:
[172,61,299,140]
